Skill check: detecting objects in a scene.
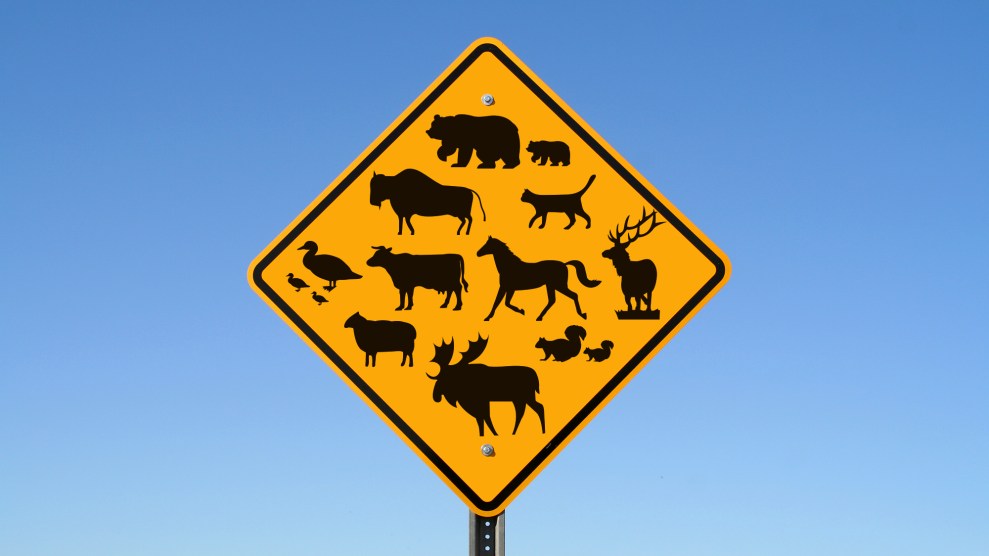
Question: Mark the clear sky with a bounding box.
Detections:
[2,1,986,555]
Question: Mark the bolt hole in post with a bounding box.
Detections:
[470,512,505,556]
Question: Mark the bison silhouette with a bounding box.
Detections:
[370,169,486,235]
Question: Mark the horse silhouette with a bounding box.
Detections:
[476,237,600,321]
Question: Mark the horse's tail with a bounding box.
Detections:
[471,189,487,221]
[566,261,601,288]
[460,255,469,292]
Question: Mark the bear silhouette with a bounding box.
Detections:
[426,114,520,169]
[527,140,570,166]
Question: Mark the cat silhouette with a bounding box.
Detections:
[522,175,595,230]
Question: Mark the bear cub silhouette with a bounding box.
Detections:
[426,114,520,169]
[527,140,570,166]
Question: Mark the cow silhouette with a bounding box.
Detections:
[427,336,545,437]
[367,246,468,310]
[343,312,416,367]
[370,169,486,235]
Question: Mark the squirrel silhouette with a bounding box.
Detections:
[536,325,587,362]
[584,340,614,362]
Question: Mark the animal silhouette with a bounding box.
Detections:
[522,175,594,230]
[367,246,468,311]
[584,340,614,362]
[344,312,416,367]
[526,140,570,166]
[428,336,545,436]
[287,273,309,292]
[425,114,520,169]
[370,169,486,235]
[477,237,600,321]
[298,241,362,292]
[311,291,328,306]
[535,325,587,362]
[603,209,664,319]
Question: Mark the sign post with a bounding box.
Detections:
[249,37,730,542]
[470,511,505,556]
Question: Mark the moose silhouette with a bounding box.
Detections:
[603,209,665,320]
[427,336,545,437]
[477,237,600,321]
[369,169,486,235]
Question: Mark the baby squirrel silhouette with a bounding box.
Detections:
[584,340,614,362]
[536,325,587,362]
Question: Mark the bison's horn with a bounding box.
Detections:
[425,371,440,380]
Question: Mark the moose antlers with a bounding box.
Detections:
[608,208,665,247]
[430,336,489,369]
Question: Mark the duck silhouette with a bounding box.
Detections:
[311,291,328,306]
[287,273,310,292]
[298,241,362,292]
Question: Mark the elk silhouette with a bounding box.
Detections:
[427,336,546,437]
[602,209,665,319]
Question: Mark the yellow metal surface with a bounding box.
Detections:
[248,38,730,516]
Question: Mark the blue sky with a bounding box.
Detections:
[2,1,986,554]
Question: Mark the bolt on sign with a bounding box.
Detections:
[248,38,730,517]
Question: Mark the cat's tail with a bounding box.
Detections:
[471,189,487,221]
[577,174,596,196]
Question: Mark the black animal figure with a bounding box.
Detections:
[477,237,600,321]
[522,175,594,230]
[369,169,486,235]
[287,273,309,292]
[298,241,362,292]
[311,291,328,306]
[603,209,665,320]
[584,340,614,362]
[425,114,520,169]
[428,336,545,437]
[535,325,587,362]
[367,246,468,311]
[527,140,570,166]
[344,312,416,367]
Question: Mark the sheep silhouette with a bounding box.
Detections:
[344,312,417,367]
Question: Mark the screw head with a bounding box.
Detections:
[481,94,495,106]
[481,444,495,457]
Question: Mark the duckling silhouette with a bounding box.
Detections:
[287,273,310,292]
[311,291,328,306]
[298,241,362,292]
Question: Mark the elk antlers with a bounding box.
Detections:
[608,208,665,247]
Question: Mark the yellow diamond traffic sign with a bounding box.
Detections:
[248,38,730,516]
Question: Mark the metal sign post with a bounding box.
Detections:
[470,511,505,556]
